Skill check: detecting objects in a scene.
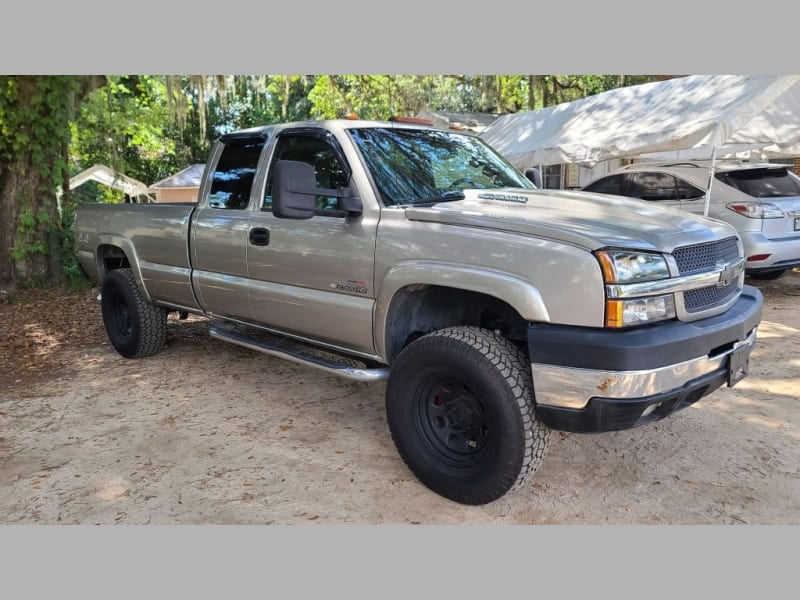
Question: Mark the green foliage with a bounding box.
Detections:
[72,75,182,185]
[69,74,662,194]
[58,184,84,289]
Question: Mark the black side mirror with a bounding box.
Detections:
[273,160,362,220]
[524,168,542,188]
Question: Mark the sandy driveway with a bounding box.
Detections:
[1,273,799,524]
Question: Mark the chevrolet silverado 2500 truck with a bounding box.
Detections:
[74,119,763,505]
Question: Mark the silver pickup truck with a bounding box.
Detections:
[74,119,763,505]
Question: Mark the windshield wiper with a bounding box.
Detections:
[405,190,466,207]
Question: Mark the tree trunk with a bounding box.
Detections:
[0,75,103,285]
[0,160,24,282]
[0,151,61,283]
[542,76,550,107]
[528,75,536,110]
[282,76,290,121]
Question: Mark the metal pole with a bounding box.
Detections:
[703,146,717,217]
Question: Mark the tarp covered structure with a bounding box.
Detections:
[57,164,152,200]
[55,164,153,212]
[480,75,800,168]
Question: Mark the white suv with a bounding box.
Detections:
[583,161,800,279]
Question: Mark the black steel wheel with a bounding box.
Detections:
[413,375,490,468]
[386,326,550,505]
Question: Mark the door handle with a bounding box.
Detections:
[249,227,270,246]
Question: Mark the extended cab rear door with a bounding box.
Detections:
[246,127,378,355]
[191,133,269,322]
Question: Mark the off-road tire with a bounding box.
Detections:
[385,326,550,505]
[101,268,168,359]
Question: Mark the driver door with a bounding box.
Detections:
[246,129,378,354]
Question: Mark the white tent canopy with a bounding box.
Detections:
[480,75,800,168]
[57,164,152,200]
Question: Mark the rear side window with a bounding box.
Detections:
[627,172,678,201]
[208,137,266,209]
[676,177,705,200]
[716,168,800,198]
[584,174,627,195]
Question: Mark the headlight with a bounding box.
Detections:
[606,294,676,328]
[595,250,670,283]
[596,250,675,328]
[726,202,784,219]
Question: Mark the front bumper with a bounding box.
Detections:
[528,286,762,433]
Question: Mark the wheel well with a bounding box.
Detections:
[97,245,130,279]
[385,285,529,362]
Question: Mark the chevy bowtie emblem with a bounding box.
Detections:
[716,259,743,287]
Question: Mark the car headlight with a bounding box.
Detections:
[595,250,670,283]
[596,250,675,328]
[726,202,784,219]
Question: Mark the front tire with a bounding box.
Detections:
[385,326,550,505]
[101,268,168,358]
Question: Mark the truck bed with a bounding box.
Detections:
[74,202,199,311]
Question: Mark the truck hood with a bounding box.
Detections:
[403,188,737,252]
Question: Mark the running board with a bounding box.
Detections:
[209,325,390,383]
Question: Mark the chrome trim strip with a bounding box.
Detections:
[606,257,745,298]
[532,328,757,410]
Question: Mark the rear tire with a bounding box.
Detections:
[385,326,550,505]
[101,268,168,358]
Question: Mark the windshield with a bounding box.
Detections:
[348,127,534,206]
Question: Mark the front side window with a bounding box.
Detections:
[584,174,627,195]
[348,127,533,206]
[208,137,266,209]
[716,168,800,198]
[263,132,350,211]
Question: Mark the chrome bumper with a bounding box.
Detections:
[532,328,757,410]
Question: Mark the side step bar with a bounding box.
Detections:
[209,325,390,383]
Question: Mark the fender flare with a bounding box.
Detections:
[95,234,152,303]
[374,260,550,360]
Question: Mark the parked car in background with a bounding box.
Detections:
[583,161,800,279]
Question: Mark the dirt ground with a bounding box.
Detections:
[1,272,799,525]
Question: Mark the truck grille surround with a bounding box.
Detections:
[673,237,740,313]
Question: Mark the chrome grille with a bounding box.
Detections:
[673,237,741,313]
[673,237,739,275]
[684,280,738,313]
